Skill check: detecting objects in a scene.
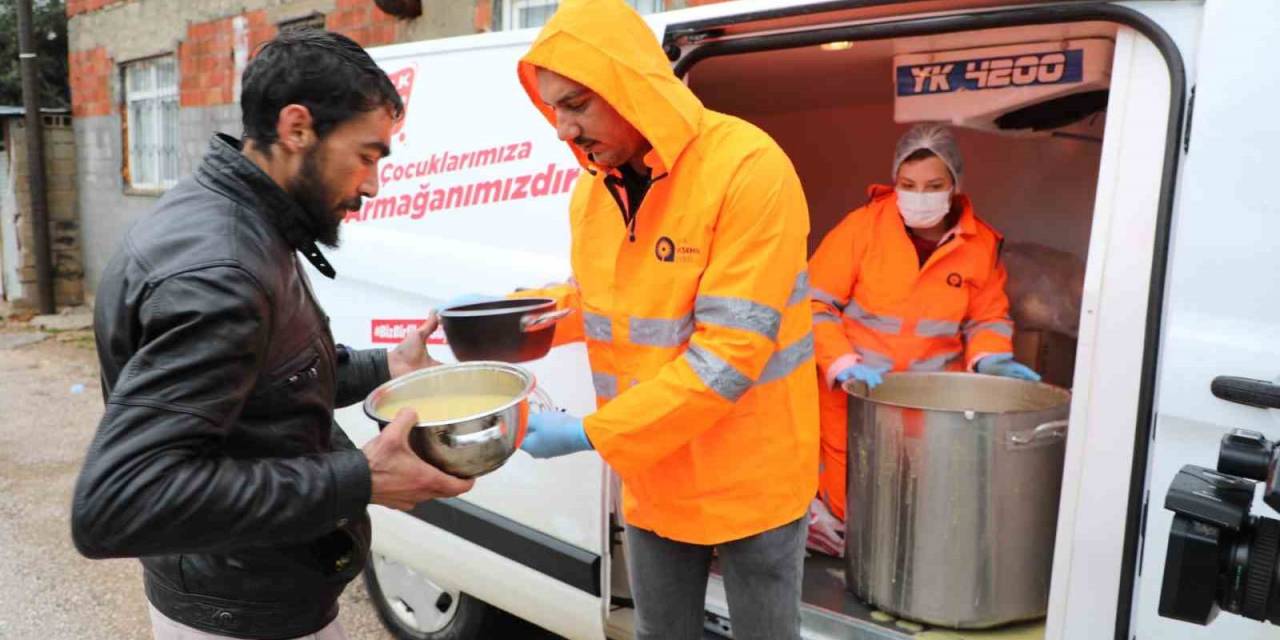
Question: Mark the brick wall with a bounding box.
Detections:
[66,0,119,18]
[67,48,112,118]
[179,12,276,108]
[327,0,401,47]
[473,2,493,33]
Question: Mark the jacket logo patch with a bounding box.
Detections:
[656,236,704,264]
[655,237,676,262]
[946,273,964,288]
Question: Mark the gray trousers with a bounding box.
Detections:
[625,517,806,640]
[149,604,348,640]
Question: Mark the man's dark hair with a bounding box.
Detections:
[241,30,403,149]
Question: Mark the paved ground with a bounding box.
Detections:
[0,324,559,639]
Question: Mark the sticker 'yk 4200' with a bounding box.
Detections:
[896,49,1084,96]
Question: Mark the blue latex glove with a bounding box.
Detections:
[976,354,1042,382]
[442,293,498,309]
[521,411,593,459]
[835,363,889,389]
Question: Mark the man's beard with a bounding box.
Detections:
[288,149,361,249]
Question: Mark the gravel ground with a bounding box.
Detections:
[0,327,407,640]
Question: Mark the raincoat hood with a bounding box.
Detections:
[517,0,703,173]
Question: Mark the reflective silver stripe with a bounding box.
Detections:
[916,318,961,338]
[786,271,810,307]
[759,333,815,384]
[963,319,1015,340]
[592,372,618,399]
[844,299,903,335]
[813,310,841,325]
[855,346,895,371]
[584,311,612,342]
[630,314,694,347]
[684,343,753,402]
[694,296,782,341]
[810,286,848,312]
[909,351,962,372]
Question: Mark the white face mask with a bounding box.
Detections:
[895,188,953,229]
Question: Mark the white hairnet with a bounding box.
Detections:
[892,123,964,187]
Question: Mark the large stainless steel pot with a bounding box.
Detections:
[363,362,551,478]
[843,372,1070,629]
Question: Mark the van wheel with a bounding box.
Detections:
[364,552,490,640]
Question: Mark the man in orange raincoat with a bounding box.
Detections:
[510,1,819,638]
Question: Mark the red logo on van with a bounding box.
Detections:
[387,66,415,140]
[371,318,446,345]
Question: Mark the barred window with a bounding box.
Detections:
[279,12,325,32]
[124,56,179,190]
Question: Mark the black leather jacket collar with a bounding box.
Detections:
[198,134,337,278]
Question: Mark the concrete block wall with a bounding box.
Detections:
[4,117,85,308]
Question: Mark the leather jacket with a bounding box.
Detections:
[73,134,390,639]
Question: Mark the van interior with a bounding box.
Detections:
[607,19,1122,640]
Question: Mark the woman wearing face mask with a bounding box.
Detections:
[804,124,1038,553]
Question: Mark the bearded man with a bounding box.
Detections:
[72,29,474,640]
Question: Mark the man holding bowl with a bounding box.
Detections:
[72,30,473,640]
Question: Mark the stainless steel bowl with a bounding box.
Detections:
[362,362,550,478]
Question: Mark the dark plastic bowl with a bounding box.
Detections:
[438,298,570,363]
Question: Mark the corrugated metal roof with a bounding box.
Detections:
[0,106,72,117]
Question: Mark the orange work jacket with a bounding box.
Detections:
[515,0,819,544]
[809,185,1014,519]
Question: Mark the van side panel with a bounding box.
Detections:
[313,33,605,558]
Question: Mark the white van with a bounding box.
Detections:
[308,1,1280,638]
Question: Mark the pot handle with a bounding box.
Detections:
[521,308,572,333]
[443,425,505,447]
[528,385,558,413]
[1007,419,1069,448]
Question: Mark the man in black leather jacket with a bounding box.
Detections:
[71,30,474,640]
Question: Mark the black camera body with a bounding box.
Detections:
[1159,429,1280,625]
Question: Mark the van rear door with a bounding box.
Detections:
[1129,2,1280,638]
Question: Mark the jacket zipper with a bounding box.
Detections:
[292,255,336,374]
[285,354,321,387]
[603,170,668,243]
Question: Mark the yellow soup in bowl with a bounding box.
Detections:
[377,393,515,423]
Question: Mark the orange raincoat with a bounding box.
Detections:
[515,0,819,544]
[810,185,1013,519]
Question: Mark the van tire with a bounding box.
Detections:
[363,556,491,640]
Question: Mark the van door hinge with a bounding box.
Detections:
[1183,86,1196,153]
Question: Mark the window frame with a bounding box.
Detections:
[278,11,326,33]
[122,55,180,193]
